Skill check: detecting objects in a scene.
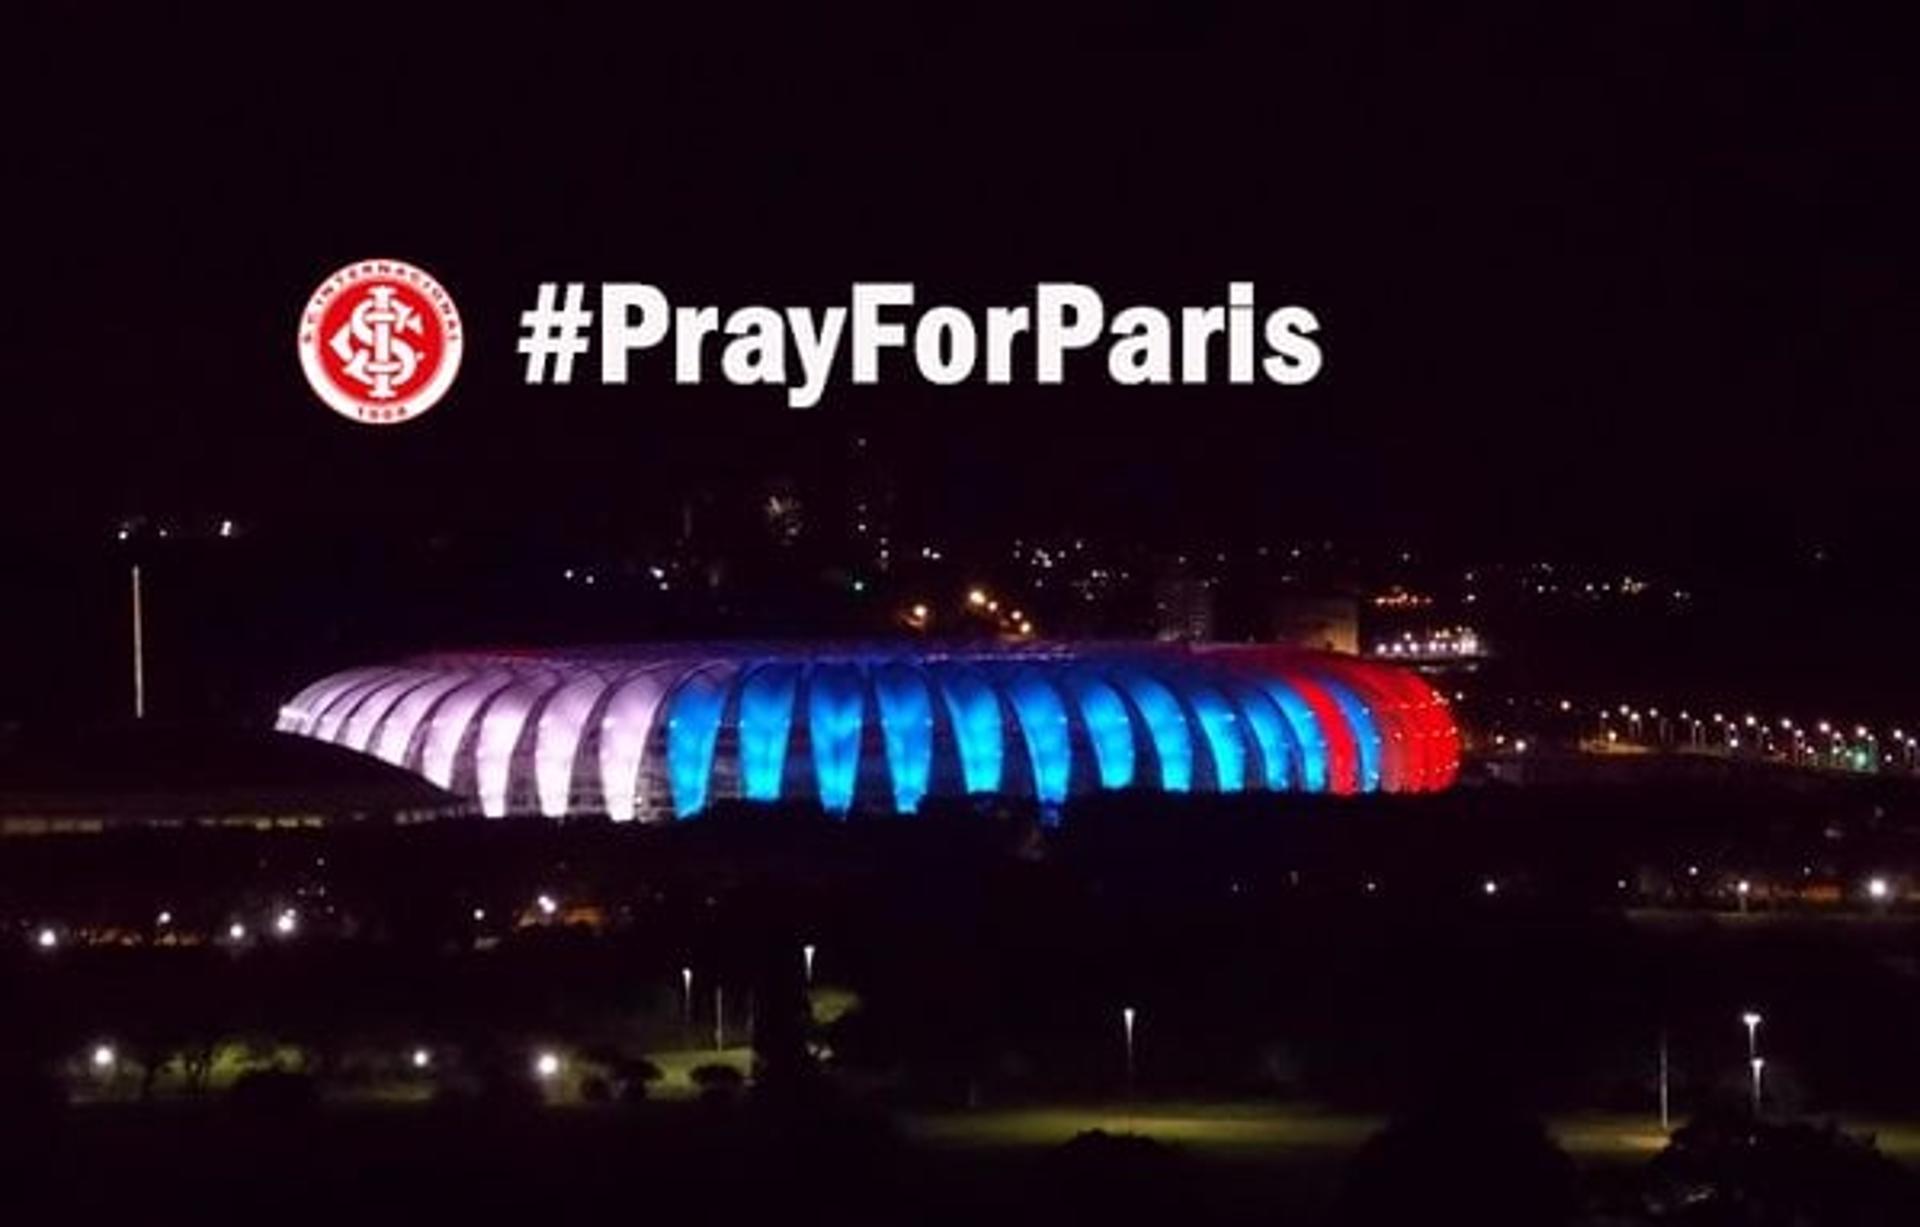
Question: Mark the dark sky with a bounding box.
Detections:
[8,6,1918,562]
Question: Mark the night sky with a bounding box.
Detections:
[10,7,1915,559]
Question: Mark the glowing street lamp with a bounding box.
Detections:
[227,922,246,942]
[802,943,817,984]
[35,927,57,950]
[1121,1006,1138,1099]
[91,1044,116,1072]
[1867,876,1891,903]
[411,1048,432,1070]
[274,908,298,937]
[1750,1057,1766,1115]
[680,966,694,1039]
[536,893,558,918]
[1741,1011,1762,1061]
[534,1051,561,1081]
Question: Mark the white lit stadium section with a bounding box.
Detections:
[275,644,1460,821]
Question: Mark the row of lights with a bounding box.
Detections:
[73,949,830,1087]
[30,895,525,951]
[31,865,1908,955]
[1571,700,1914,753]
[32,906,293,951]
[899,588,1036,637]
[1505,698,1920,774]
[81,1042,554,1081]
[1372,628,1484,659]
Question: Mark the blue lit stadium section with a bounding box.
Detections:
[277,644,1460,820]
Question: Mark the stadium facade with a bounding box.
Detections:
[276,643,1459,821]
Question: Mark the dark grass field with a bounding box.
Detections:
[6,1097,1917,1226]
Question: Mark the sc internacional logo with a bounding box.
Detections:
[298,258,463,424]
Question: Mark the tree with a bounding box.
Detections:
[612,1057,663,1104]
[1637,1110,1920,1223]
[1331,1105,1578,1227]
[690,1062,746,1103]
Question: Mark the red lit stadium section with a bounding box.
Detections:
[276,643,1459,821]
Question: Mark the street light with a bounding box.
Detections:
[680,965,694,1039]
[1867,877,1891,903]
[91,1044,116,1072]
[274,908,298,937]
[536,893,558,918]
[1741,1011,1762,1061]
[1750,1057,1766,1115]
[802,943,817,984]
[411,1048,432,1070]
[1121,1006,1137,1099]
[1657,1028,1670,1132]
[35,927,57,950]
[534,1051,561,1081]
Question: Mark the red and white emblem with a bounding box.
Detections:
[298,259,463,424]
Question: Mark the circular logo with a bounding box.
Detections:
[298,259,463,424]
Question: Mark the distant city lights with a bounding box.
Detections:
[1371,626,1483,660]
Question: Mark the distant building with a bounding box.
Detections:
[1270,594,1359,654]
[1152,572,1216,642]
[0,727,462,836]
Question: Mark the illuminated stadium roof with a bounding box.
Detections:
[276,643,1459,821]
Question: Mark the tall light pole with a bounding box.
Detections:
[803,943,816,985]
[1121,1006,1137,1100]
[1658,1028,1670,1132]
[1750,1057,1765,1115]
[130,565,146,720]
[680,966,693,1043]
[1741,1011,1762,1062]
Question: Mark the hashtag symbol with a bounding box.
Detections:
[517,283,594,383]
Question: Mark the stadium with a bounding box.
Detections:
[276,643,1459,821]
